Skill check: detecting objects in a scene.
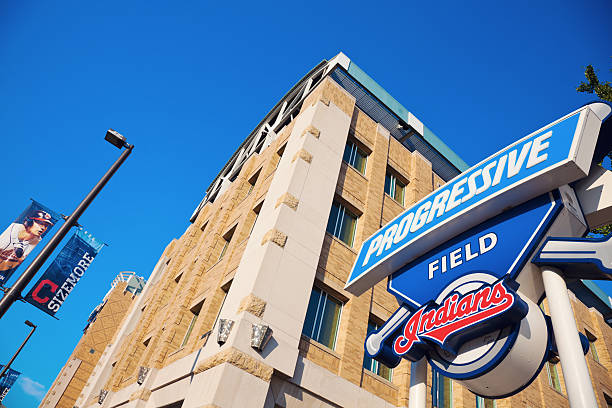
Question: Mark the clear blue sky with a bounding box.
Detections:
[1,1,610,406]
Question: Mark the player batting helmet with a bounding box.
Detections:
[28,210,54,225]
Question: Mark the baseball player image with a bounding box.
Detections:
[0,208,56,284]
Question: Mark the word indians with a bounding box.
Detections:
[391,279,527,359]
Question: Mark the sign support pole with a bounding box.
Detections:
[541,266,598,408]
[408,357,427,408]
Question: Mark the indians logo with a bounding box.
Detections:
[392,278,527,357]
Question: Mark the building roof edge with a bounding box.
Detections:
[345,59,469,172]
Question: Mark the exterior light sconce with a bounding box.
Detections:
[251,323,273,351]
[137,366,150,385]
[217,319,234,345]
[98,389,108,404]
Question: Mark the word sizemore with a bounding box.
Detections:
[362,130,552,267]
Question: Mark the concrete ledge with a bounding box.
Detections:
[261,229,287,248]
[301,125,321,139]
[149,350,199,391]
[291,148,313,164]
[275,192,299,211]
[238,294,267,317]
[129,388,152,402]
[194,347,273,382]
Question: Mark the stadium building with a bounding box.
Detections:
[66,53,612,408]
[41,272,145,408]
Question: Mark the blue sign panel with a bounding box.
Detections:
[345,104,608,295]
[0,366,21,402]
[389,192,562,308]
[25,229,104,316]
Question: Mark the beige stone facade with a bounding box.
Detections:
[41,276,142,408]
[68,57,612,408]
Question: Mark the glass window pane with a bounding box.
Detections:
[433,372,452,408]
[590,340,600,362]
[384,173,393,196]
[343,142,354,165]
[181,314,198,347]
[394,181,405,205]
[476,397,495,408]
[354,149,367,174]
[548,362,561,392]
[326,203,341,236]
[302,288,322,339]
[363,321,377,371]
[317,295,342,349]
[378,363,392,381]
[338,209,357,247]
[442,376,452,408]
[218,240,229,260]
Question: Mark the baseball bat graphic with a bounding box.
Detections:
[535,235,612,271]
[365,304,411,356]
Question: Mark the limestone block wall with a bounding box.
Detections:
[40,281,135,408]
[73,73,612,408]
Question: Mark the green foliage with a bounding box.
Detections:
[590,224,611,236]
[577,64,612,163]
[577,64,612,102]
[578,62,612,236]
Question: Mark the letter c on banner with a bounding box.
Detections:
[31,279,58,303]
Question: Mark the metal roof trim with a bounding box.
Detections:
[346,60,469,172]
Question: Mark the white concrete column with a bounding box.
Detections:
[408,358,427,408]
[541,266,598,408]
[76,257,168,407]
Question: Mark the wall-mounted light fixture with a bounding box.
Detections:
[217,319,234,345]
[98,389,108,405]
[137,366,150,385]
[251,323,273,352]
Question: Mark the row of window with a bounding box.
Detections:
[343,140,408,206]
[329,140,411,248]
[218,139,406,253]
[302,286,584,407]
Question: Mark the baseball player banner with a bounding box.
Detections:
[0,200,60,286]
[25,229,104,317]
[0,366,21,403]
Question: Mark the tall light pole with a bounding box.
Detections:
[0,130,133,320]
[0,320,36,381]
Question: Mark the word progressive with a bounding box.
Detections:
[361,131,552,268]
[392,280,517,356]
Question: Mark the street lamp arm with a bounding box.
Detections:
[0,324,36,380]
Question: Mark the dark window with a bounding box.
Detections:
[181,300,204,347]
[585,330,600,363]
[326,202,358,247]
[302,287,342,350]
[384,170,406,205]
[250,202,263,235]
[275,144,286,168]
[247,168,261,196]
[476,396,496,408]
[432,371,452,408]
[546,362,562,392]
[218,226,236,261]
[363,321,392,381]
[343,140,367,175]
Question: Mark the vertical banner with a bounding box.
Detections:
[25,229,104,316]
[0,201,60,286]
[0,366,21,403]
